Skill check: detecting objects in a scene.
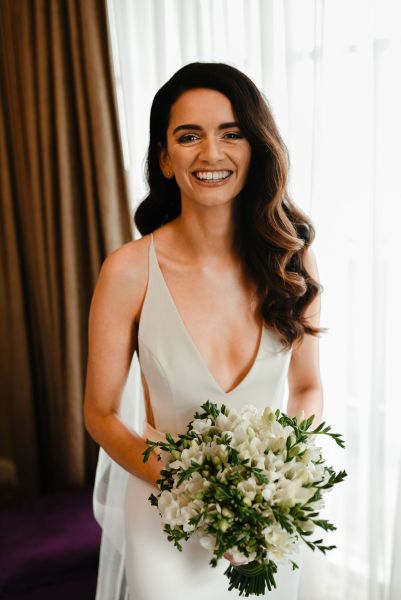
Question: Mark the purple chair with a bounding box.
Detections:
[0,486,101,600]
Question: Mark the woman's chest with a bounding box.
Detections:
[150,263,263,392]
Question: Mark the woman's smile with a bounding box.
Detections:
[191,169,234,184]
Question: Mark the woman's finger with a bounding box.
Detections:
[223,552,249,566]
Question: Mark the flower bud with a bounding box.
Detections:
[255,493,264,504]
[222,507,234,518]
[219,448,228,462]
[247,427,256,440]
[171,450,181,460]
[288,445,300,458]
[202,469,210,478]
[219,519,229,532]
[213,456,221,465]
[242,496,252,507]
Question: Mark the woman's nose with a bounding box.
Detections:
[198,136,225,163]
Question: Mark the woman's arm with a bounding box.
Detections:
[83,241,161,488]
[287,246,324,426]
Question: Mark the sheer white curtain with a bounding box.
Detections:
[105,1,401,598]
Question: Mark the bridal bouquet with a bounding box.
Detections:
[142,401,347,597]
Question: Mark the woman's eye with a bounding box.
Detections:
[178,134,199,143]
[224,132,243,139]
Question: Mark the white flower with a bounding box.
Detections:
[215,407,242,435]
[237,477,258,500]
[298,448,313,464]
[191,418,213,435]
[204,442,229,463]
[215,413,230,431]
[261,484,276,502]
[234,441,251,461]
[168,460,184,469]
[185,471,210,496]
[282,460,309,482]
[273,474,316,507]
[170,487,192,505]
[231,424,248,445]
[293,442,307,456]
[169,440,205,470]
[263,421,293,453]
[272,480,298,508]
[264,450,285,475]
[158,490,174,512]
[215,411,238,432]
[298,519,315,534]
[238,405,260,429]
[252,455,267,470]
[262,406,276,427]
[239,404,259,419]
[180,501,203,532]
[304,444,323,463]
[262,524,298,561]
[294,486,318,504]
[305,462,325,484]
[216,466,231,483]
[158,491,181,526]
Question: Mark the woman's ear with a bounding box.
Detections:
[157,142,174,179]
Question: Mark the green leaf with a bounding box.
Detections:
[176,460,203,487]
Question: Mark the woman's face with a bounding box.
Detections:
[158,88,252,208]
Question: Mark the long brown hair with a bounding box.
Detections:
[134,62,326,350]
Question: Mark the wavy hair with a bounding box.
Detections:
[134,62,326,350]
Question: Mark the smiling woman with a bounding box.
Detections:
[84,62,325,600]
[135,62,323,354]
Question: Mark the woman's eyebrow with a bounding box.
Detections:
[172,121,240,135]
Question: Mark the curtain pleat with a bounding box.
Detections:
[0,0,132,496]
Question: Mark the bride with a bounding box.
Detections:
[84,62,324,599]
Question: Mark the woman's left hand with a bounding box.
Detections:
[223,552,249,566]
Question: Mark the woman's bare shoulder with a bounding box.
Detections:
[95,234,151,325]
[104,235,150,273]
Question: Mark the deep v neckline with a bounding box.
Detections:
[150,233,265,397]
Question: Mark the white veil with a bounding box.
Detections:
[92,350,145,600]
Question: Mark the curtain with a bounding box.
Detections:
[107,0,401,598]
[0,0,132,497]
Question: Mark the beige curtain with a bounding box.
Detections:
[0,0,132,497]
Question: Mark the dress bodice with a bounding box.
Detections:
[137,233,292,435]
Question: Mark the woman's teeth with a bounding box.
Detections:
[193,170,232,181]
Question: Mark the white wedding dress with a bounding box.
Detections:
[123,232,302,599]
[94,232,302,599]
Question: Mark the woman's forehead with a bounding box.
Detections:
[167,88,236,131]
